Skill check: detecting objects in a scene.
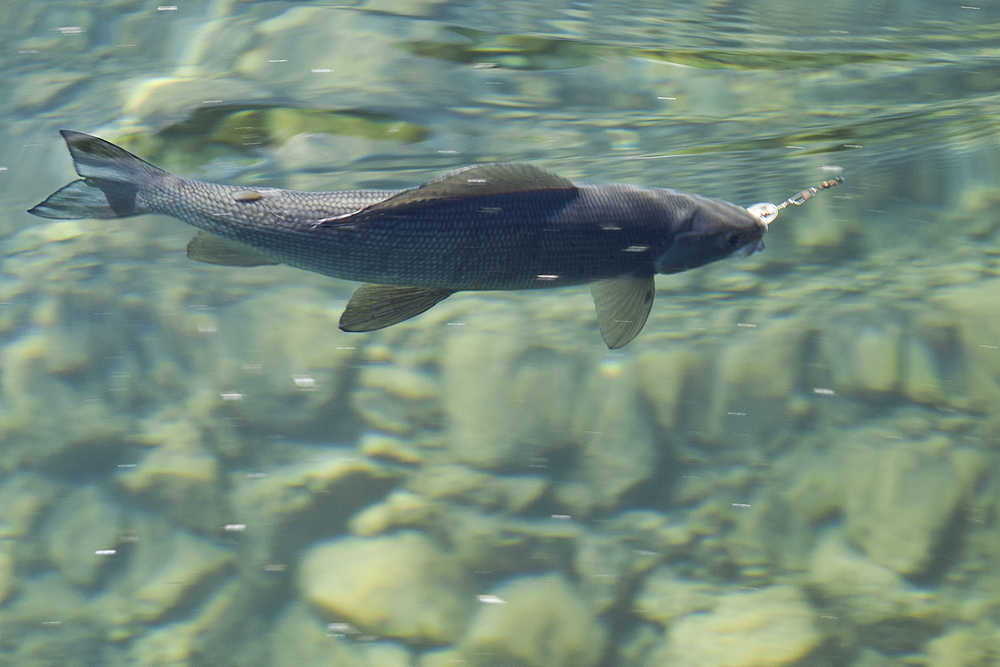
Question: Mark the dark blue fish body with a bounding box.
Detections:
[29,131,767,347]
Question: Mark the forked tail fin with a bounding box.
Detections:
[28,130,167,220]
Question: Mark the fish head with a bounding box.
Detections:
[654,195,766,274]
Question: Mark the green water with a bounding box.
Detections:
[2,1,1000,665]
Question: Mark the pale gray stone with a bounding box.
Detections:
[633,567,716,626]
[844,439,982,575]
[45,486,121,588]
[299,532,473,644]
[459,574,606,667]
[647,585,822,667]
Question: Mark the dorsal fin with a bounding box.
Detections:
[315,163,576,228]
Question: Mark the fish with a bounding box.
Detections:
[28,130,768,348]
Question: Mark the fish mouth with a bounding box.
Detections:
[733,238,765,258]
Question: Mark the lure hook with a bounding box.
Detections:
[747,175,843,227]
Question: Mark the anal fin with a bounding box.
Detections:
[340,284,454,332]
[186,231,279,267]
[590,273,655,349]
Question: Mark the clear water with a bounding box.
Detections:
[2,1,1000,665]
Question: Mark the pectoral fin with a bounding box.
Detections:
[590,273,655,349]
[186,231,279,267]
[340,284,454,332]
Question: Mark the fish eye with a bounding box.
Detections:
[726,232,742,248]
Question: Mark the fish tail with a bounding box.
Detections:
[28,130,167,220]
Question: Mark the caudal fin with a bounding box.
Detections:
[28,130,166,220]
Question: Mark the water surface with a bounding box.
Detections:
[2,1,1000,665]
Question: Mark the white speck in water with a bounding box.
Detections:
[477,594,507,604]
[57,26,83,35]
[731,503,752,509]
[197,323,217,334]
[156,5,178,11]
[267,59,289,63]
[551,514,572,520]
[95,549,117,556]
[311,68,332,73]
[536,274,559,281]
[224,524,246,532]
[292,375,316,389]
[220,391,244,401]
[813,387,836,396]
[736,322,757,328]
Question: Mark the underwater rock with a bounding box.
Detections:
[636,347,697,431]
[843,438,982,576]
[902,336,947,405]
[0,473,59,539]
[210,287,358,439]
[350,494,583,578]
[418,647,465,667]
[823,319,902,395]
[97,514,233,632]
[269,603,368,667]
[0,331,131,471]
[12,70,87,113]
[648,585,822,666]
[556,363,656,514]
[0,543,12,604]
[352,363,443,435]
[359,364,440,401]
[705,319,806,449]
[0,572,90,639]
[45,485,121,588]
[234,5,419,104]
[349,490,437,536]
[406,463,548,513]
[299,531,473,644]
[807,531,936,629]
[575,530,662,613]
[925,625,1000,667]
[362,643,414,667]
[633,566,717,626]
[441,326,582,469]
[230,451,402,568]
[359,432,424,465]
[122,76,268,130]
[117,420,222,533]
[127,578,242,665]
[458,573,606,667]
[448,511,582,577]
